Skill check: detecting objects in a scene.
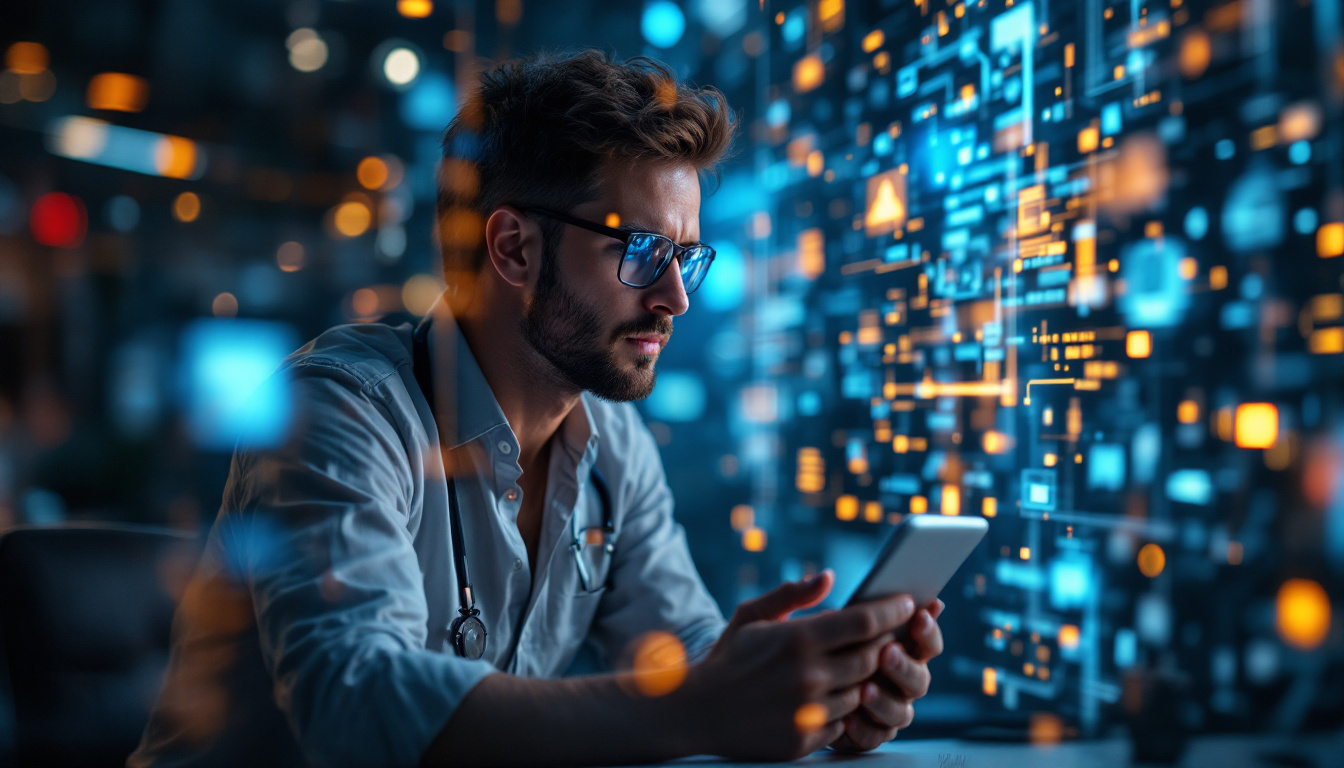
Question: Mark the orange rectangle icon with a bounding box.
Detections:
[864,168,907,237]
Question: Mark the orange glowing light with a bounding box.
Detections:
[357,156,389,190]
[983,497,997,518]
[86,72,149,112]
[1058,624,1080,650]
[983,430,1011,455]
[397,0,434,18]
[794,702,827,733]
[632,631,687,697]
[1126,330,1152,358]
[155,136,198,179]
[352,287,380,316]
[799,228,825,279]
[1029,713,1064,745]
[1235,403,1278,449]
[1210,265,1228,289]
[1180,30,1212,78]
[1177,400,1199,424]
[277,241,305,272]
[1044,453,1058,467]
[862,30,885,53]
[604,212,621,228]
[864,169,907,236]
[836,495,859,521]
[1319,223,1344,258]
[1020,547,1031,560]
[793,53,824,93]
[1137,543,1166,577]
[730,505,754,531]
[334,201,373,237]
[211,292,238,318]
[5,42,48,74]
[172,192,201,222]
[1078,126,1099,154]
[742,527,767,552]
[1276,578,1331,650]
[982,667,998,696]
[864,501,883,523]
[910,496,928,514]
[942,485,961,516]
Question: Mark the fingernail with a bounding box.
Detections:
[888,646,904,671]
[899,595,915,614]
[882,645,898,668]
[864,682,878,702]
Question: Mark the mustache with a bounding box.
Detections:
[611,316,673,340]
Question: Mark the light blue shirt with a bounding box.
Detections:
[131,297,726,768]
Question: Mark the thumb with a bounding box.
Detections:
[729,569,834,628]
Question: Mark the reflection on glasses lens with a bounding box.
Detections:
[620,234,672,287]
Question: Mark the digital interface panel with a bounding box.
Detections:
[678,0,1344,738]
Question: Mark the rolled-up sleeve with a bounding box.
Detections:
[228,366,496,768]
[584,413,727,667]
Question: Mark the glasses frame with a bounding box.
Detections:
[514,205,716,293]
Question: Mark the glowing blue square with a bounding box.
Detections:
[1101,103,1122,136]
[181,320,296,451]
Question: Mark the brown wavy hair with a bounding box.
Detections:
[436,48,736,282]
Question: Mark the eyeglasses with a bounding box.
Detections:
[516,205,716,294]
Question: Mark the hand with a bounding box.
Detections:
[684,571,918,762]
[828,598,945,753]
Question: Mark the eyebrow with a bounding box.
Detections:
[616,221,702,248]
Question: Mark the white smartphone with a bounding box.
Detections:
[845,515,989,608]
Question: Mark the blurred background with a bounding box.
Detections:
[2,0,1343,759]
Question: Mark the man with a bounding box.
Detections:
[131,50,945,768]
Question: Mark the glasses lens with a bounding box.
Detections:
[620,233,674,288]
[680,246,715,294]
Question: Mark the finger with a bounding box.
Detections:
[823,633,892,688]
[881,644,932,699]
[928,599,946,620]
[901,609,945,661]
[800,593,916,650]
[843,710,899,752]
[814,719,847,752]
[728,570,833,629]
[860,680,916,730]
[819,684,864,722]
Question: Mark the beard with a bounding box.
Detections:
[520,242,671,402]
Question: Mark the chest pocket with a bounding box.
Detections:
[560,471,615,597]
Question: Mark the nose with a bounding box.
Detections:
[642,257,690,317]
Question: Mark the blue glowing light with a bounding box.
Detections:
[1221,163,1286,253]
[700,240,746,312]
[1114,628,1137,668]
[781,9,805,46]
[1288,140,1311,165]
[1101,103,1122,136]
[1184,206,1209,240]
[1120,237,1190,328]
[181,319,297,451]
[1295,207,1318,235]
[1087,443,1126,491]
[1166,469,1213,505]
[797,391,821,416]
[400,71,456,131]
[644,370,706,422]
[1050,556,1091,609]
[1215,139,1236,160]
[641,1,686,48]
[766,99,790,128]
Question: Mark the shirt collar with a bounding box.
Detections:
[423,292,601,456]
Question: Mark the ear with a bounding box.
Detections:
[483,206,541,289]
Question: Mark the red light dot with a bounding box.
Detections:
[30,192,87,248]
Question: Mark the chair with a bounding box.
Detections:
[0,523,200,768]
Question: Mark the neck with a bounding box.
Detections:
[452,293,581,472]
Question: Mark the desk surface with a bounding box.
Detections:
[608,731,1344,768]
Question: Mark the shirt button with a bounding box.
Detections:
[504,488,519,501]
[513,558,523,571]
[497,441,513,455]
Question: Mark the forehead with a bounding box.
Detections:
[585,161,701,241]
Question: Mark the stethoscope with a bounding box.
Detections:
[412,317,614,660]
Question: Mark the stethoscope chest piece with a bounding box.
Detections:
[452,608,488,660]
